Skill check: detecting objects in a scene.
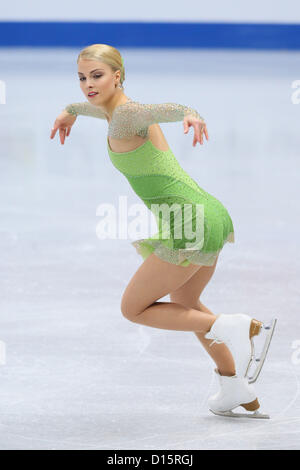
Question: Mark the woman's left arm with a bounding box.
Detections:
[112,102,208,146]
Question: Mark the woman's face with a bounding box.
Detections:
[78,59,120,105]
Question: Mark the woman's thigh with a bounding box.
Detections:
[121,253,202,318]
[169,253,219,307]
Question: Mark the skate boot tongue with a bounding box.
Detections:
[205,315,221,339]
[204,314,227,343]
[204,314,254,377]
[206,314,277,382]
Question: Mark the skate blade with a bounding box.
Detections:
[247,317,277,384]
[210,408,270,419]
[244,318,265,379]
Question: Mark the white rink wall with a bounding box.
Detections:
[0,0,300,23]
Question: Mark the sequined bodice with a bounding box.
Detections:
[106,137,208,203]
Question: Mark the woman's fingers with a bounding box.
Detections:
[193,124,202,146]
[200,126,204,145]
[194,123,208,146]
[59,128,66,145]
[50,125,65,144]
[50,126,70,144]
[203,125,209,141]
[50,116,73,143]
[50,126,57,139]
[184,119,209,147]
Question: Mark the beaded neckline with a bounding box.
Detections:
[107,137,171,156]
[107,136,150,155]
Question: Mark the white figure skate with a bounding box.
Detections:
[208,369,270,419]
[204,314,277,383]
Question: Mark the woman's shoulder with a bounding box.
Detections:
[112,99,141,115]
[110,100,146,128]
[109,100,148,139]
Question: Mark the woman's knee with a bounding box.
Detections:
[121,298,136,321]
[120,253,201,320]
[120,295,148,322]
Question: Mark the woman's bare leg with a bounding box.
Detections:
[121,252,235,376]
[121,253,217,334]
[169,257,236,376]
[194,300,235,376]
[130,300,216,333]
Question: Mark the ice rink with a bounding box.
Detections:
[0,47,300,449]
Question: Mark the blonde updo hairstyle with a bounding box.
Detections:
[77,44,125,90]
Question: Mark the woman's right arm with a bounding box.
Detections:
[64,102,107,119]
[50,109,77,145]
[50,102,107,145]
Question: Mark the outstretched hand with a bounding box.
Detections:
[183,115,209,146]
[50,110,77,145]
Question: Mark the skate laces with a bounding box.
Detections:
[209,337,224,347]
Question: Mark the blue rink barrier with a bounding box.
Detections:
[0,21,299,49]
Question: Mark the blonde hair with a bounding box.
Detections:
[77,44,125,89]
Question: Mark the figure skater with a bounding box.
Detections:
[50,43,276,418]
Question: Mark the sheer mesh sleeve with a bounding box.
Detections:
[108,101,205,139]
[64,102,107,119]
[64,100,204,138]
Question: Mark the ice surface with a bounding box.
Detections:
[0,48,299,450]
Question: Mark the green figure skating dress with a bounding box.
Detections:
[65,98,235,267]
